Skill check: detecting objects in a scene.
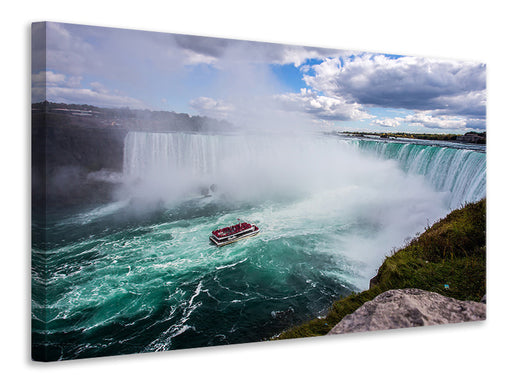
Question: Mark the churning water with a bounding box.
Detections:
[32,132,486,361]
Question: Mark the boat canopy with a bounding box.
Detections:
[212,222,259,238]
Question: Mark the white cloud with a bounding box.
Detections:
[303,54,486,119]
[32,70,148,109]
[36,23,486,130]
[277,47,345,67]
[45,22,97,77]
[373,112,477,130]
[43,86,149,109]
[303,57,343,96]
[182,49,218,66]
[402,112,467,130]
[374,118,401,128]
[32,71,65,86]
[89,81,109,94]
[189,97,234,119]
[32,70,82,88]
[275,88,373,121]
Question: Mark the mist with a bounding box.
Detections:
[116,130,452,286]
[108,53,456,287]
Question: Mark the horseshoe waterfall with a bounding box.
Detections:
[32,131,485,360]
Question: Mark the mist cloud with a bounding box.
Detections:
[189,97,234,120]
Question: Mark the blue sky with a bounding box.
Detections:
[270,60,320,93]
[32,22,486,133]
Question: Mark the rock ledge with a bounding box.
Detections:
[328,288,486,335]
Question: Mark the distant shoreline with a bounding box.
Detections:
[339,130,486,145]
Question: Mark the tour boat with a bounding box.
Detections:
[210,221,260,247]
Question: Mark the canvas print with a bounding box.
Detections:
[31,22,486,362]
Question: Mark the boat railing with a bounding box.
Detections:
[212,222,255,239]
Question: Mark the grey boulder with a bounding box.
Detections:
[328,288,486,335]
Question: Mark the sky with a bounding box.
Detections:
[32,22,486,134]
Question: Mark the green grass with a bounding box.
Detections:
[276,199,486,340]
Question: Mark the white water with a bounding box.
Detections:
[123,132,486,208]
[351,139,486,208]
[120,131,483,286]
[33,131,487,360]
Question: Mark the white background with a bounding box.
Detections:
[2,1,510,382]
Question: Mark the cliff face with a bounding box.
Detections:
[31,102,233,207]
[32,111,128,207]
[32,112,128,172]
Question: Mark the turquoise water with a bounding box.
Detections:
[32,133,486,361]
[350,139,486,208]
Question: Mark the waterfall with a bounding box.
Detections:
[123,132,486,209]
[351,140,486,208]
[124,132,223,177]
[122,131,347,202]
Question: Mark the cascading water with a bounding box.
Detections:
[123,132,486,209]
[350,139,486,208]
[33,131,486,361]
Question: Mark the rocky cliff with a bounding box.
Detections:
[31,102,233,207]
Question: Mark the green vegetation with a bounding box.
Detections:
[379,132,459,141]
[277,199,486,340]
[341,130,460,140]
[340,131,486,144]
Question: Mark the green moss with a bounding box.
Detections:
[276,199,486,340]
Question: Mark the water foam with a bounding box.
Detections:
[351,139,486,208]
[33,132,487,360]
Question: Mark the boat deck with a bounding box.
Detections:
[210,227,260,247]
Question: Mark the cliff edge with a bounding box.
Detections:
[277,199,486,340]
[328,288,485,335]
